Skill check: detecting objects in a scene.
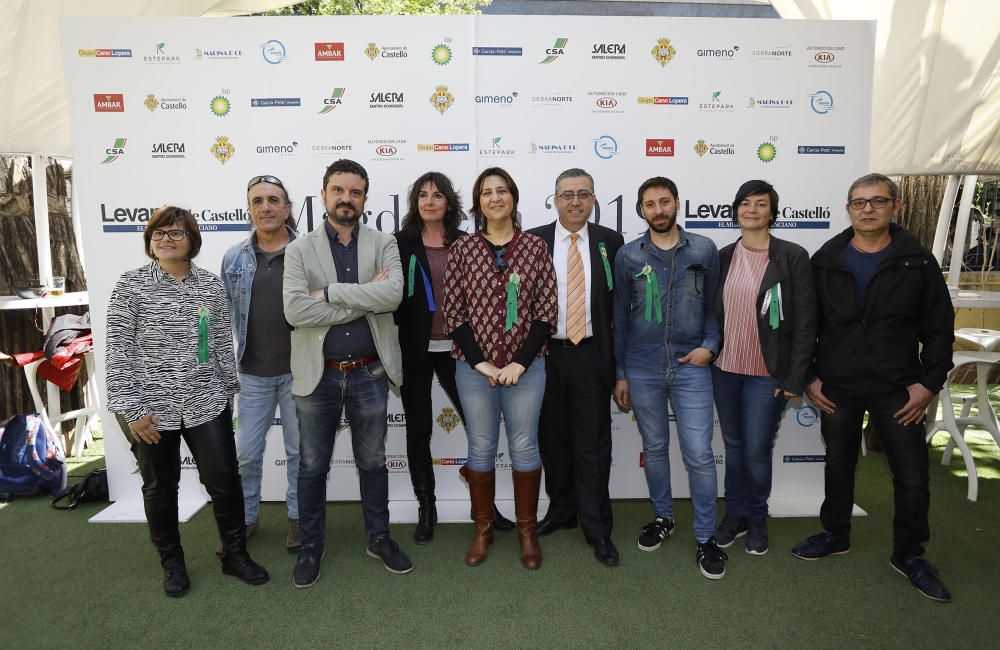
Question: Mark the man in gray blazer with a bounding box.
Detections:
[283,159,408,588]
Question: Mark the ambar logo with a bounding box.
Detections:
[646,139,674,156]
[315,42,345,61]
[94,93,124,112]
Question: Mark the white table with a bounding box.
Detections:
[950,290,1000,309]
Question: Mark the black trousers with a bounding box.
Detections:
[129,407,245,565]
[819,386,930,557]
[538,339,614,540]
[399,351,464,498]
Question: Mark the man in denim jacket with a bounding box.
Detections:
[612,176,727,579]
[221,174,301,553]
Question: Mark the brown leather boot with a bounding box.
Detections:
[460,465,496,567]
[513,467,543,570]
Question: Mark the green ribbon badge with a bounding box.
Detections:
[197,306,210,363]
[407,254,416,298]
[768,284,781,330]
[598,242,613,291]
[635,264,663,323]
[505,271,521,331]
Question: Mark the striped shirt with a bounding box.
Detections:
[105,261,239,427]
[717,241,770,376]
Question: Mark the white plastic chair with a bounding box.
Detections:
[22,351,100,458]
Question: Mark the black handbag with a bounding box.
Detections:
[51,468,109,510]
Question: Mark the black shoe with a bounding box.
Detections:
[714,515,748,549]
[791,530,850,560]
[292,544,325,589]
[637,516,675,552]
[591,538,620,567]
[367,536,414,575]
[414,502,437,545]
[221,550,269,586]
[536,513,578,537]
[696,537,728,580]
[493,504,515,532]
[890,554,952,603]
[746,519,768,556]
[163,566,191,598]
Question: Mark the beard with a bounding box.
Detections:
[328,202,361,227]
[644,209,677,234]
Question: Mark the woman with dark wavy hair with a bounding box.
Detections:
[394,171,513,544]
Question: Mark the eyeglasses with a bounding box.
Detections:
[151,229,188,241]
[848,196,893,211]
[556,190,594,202]
[494,246,508,275]
[247,174,287,191]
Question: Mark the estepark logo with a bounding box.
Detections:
[144,94,187,111]
[260,39,287,64]
[195,47,241,60]
[637,96,689,106]
[472,46,522,56]
[417,143,470,152]
[144,42,180,64]
[250,97,301,108]
[369,138,406,161]
[431,39,454,65]
[693,140,735,157]
[370,91,404,109]
[539,37,568,64]
[593,135,619,160]
[650,37,676,67]
[100,138,126,164]
[698,90,734,112]
[93,94,124,112]
[430,85,455,114]
[747,96,793,109]
[480,136,516,158]
[751,45,793,61]
[591,43,625,60]
[683,200,831,229]
[78,48,132,58]
[315,42,344,61]
[797,145,846,155]
[319,88,346,114]
[364,43,408,61]
[645,139,674,156]
[531,142,576,154]
[589,90,626,114]
[209,89,232,117]
[475,91,519,106]
[150,142,186,159]
[696,45,739,60]
[809,90,835,114]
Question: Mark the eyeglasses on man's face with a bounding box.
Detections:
[151,229,188,241]
[556,190,594,202]
[247,174,287,192]
[848,196,893,211]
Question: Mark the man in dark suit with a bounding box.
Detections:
[527,168,625,566]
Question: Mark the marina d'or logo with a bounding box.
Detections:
[210,94,231,117]
[100,137,126,164]
[436,407,460,433]
[211,135,235,164]
[651,37,676,67]
[365,42,380,60]
[757,141,777,163]
[540,38,568,64]
[431,43,452,65]
[319,88,345,114]
[430,85,454,114]
[144,94,159,111]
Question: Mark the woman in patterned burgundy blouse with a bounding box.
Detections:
[711,180,816,556]
[443,167,558,570]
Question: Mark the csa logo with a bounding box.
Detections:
[260,39,287,64]
[431,43,453,65]
[651,37,676,67]
[430,85,455,114]
[540,38,568,64]
[210,93,231,117]
[757,141,777,163]
[93,93,124,112]
[211,136,235,164]
[319,88,346,114]
[365,43,380,60]
[694,140,709,157]
[436,406,460,433]
[144,94,158,111]
[100,137,126,164]
[314,42,344,61]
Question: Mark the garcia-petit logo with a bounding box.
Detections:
[93,94,124,112]
[315,42,344,61]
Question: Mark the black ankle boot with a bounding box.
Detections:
[414,500,437,544]
[163,565,191,598]
[221,549,270,585]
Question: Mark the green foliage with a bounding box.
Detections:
[260,0,492,15]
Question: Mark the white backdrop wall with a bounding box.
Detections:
[60,15,874,517]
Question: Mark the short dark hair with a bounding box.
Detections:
[471,167,520,232]
[847,173,899,202]
[400,171,464,245]
[554,168,594,193]
[731,179,779,226]
[637,176,679,206]
[323,159,369,195]
[144,206,202,260]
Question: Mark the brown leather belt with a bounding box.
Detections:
[324,355,379,372]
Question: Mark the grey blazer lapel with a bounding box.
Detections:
[309,227,338,284]
[357,225,375,282]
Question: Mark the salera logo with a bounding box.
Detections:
[151,142,185,159]
[101,137,126,164]
[211,136,235,164]
[315,42,344,61]
[540,37,568,64]
[646,139,674,156]
[94,93,124,112]
[319,88,346,114]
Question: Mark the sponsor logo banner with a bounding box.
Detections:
[591,43,625,60]
[315,42,344,61]
[810,90,835,114]
[78,48,132,58]
[93,93,124,112]
[260,39,287,64]
[637,96,688,105]
[250,97,301,108]
[540,37,568,64]
[195,47,241,60]
[416,143,470,152]
[100,203,250,232]
[684,201,831,229]
[797,145,846,154]
[480,136,516,158]
[150,142,186,159]
[646,138,674,156]
[472,46,522,56]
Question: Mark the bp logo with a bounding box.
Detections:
[651,37,676,67]
[757,142,777,163]
[436,406,460,433]
[364,42,380,60]
[796,405,819,427]
[210,95,231,117]
[211,135,235,164]
[694,139,708,157]
[144,94,159,111]
[431,43,452,65]
[430,85,454,114]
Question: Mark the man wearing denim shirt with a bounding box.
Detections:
[612,176,727,580]
[221,175,301,554]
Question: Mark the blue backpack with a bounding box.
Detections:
[0,414,66,498]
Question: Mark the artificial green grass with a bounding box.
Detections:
[2,427,998,648]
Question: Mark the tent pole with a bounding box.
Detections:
[948,175,979,288]
[31,153,63,428]
[931,174,959,264]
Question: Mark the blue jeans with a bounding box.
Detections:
[236,372,300,523]
[626,363,718,543]
[456,361,545,472]
[711,367,786,522]
[295,363,390,546]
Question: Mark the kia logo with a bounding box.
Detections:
[596,97,617,108]
[814,51,834,63]
[376,145,397,156]
[386,459,406,469]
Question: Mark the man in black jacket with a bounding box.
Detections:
[792,173,955,603]
[527,168,624,566]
